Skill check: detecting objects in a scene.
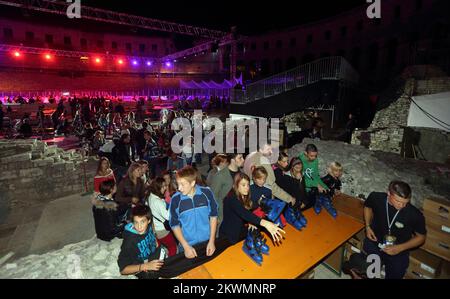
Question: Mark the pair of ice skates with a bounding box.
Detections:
[314,194,338,218]
[260,197,308,230]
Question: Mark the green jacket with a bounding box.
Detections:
[298,152,328,191]
[209,167,234,223]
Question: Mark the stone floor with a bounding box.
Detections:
[0,193,95,261]
[0,148,351,279]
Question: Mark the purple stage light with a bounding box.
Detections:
[146,61,152,66]
[132,60,138,65]
[165,61,172,67]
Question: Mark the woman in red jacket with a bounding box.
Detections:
[94,157,116,194]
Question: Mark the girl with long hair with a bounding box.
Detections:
[147,177,178,256]
[93,157,116,194]
[219,173,285,244]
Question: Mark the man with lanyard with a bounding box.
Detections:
[363,180,426,279]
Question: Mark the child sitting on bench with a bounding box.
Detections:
[321,162,343,198]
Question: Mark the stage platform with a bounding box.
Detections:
[179,198,364,279]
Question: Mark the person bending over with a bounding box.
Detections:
[220,173,285,244]
[363,181,426,279]
[169,166,218,259]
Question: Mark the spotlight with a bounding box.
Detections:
[44,54,52,60]
[146,61,152,66]
[165,61,172,67]
[132,60,138,65]
[94,57,101,64]
[13,51,21,57]
[117,59,124,65]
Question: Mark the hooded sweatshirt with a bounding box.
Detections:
[117,223,158,273]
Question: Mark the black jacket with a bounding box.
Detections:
[321,174,342,197]
[91,194,122,242]
[219,193,261,244]
[274,170,309,209]
[112,142,131,167]
[136,128,147,152]
[117,223,160,279]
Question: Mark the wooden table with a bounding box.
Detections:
[179,207,364,279]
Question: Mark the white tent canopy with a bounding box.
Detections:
[407,92,450,132]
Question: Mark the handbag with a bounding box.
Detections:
[153,214,171,231]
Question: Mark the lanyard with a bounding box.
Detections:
[386,198,400,235]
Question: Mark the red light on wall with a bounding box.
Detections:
[44,54,52,60]
[95,57,101,64]
[13,51,21,57]
[117,59,124,65]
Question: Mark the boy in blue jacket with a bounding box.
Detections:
[169,165,218,259]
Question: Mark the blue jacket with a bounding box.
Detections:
[169,185,218,246]
[250,184,272,207]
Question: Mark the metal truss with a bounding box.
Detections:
[160,33,247,62]
[162,40,216,61]
[0,0,227,39]
[0,43,157,61]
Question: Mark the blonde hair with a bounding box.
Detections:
[127,162,142,181]
[252,166,268,180]
[329,162,343,174]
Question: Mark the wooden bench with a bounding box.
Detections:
[179,206,364,279]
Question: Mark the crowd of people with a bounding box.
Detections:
[0,94,229,139]
[1,93,426,280]
[88,115,426,280]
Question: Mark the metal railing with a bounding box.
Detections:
[231,56,359,104]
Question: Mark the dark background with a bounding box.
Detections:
[83,0,368,35]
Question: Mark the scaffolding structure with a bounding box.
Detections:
[0,0,227,39]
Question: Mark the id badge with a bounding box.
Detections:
[383,234,397,246]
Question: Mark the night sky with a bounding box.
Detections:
[83,0,368,35]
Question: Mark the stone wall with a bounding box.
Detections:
[351,94,411,154]
[352,76,450,155]
[0,139,85,212]
[414,127,450,164]
[415,78,450,95]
